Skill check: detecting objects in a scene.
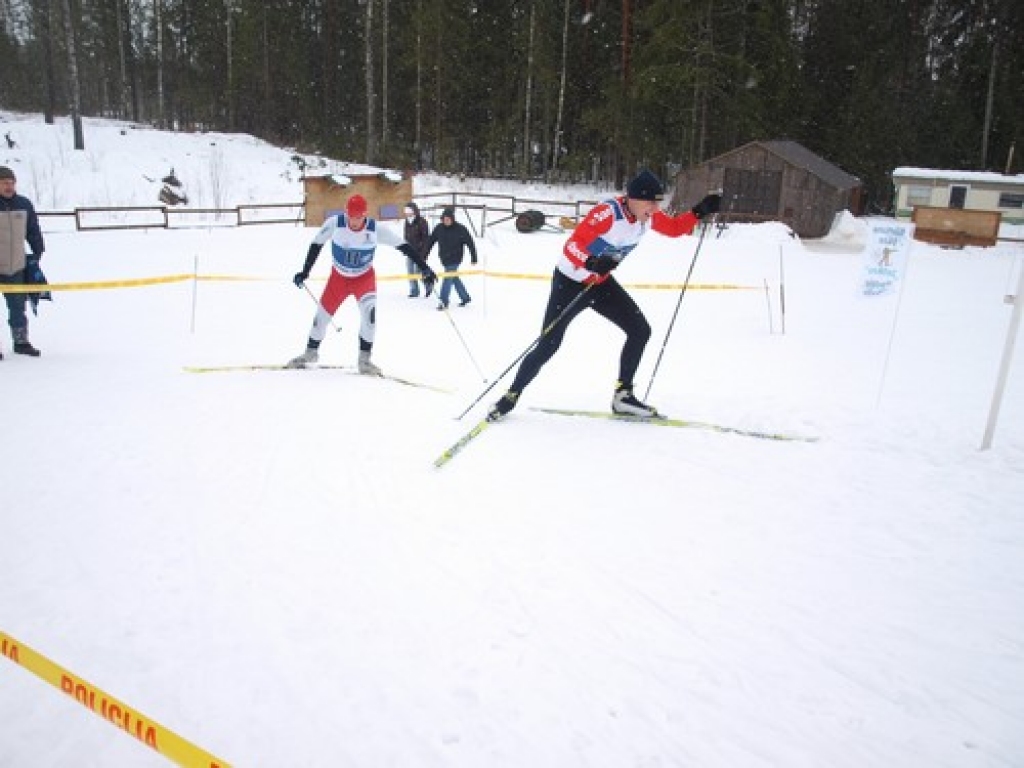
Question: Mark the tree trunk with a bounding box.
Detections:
[42,0,57,124]
[433,3,441,167]
[414,0,423,167]
[61,0,84,149]
[155,0,165,126]
[522,1,535,180]
[981,37,997,168]
[226,0,235,130]
[262,4,271,114]
[115,0,130,119]
[551,0,570,175]
[365,0,376,164]
[381,0,388,160]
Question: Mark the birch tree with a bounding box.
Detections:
[61,0,84,148]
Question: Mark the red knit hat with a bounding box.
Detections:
[346,194,368,217]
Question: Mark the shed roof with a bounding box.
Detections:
[757,140,861,190]
[705,140,860,191]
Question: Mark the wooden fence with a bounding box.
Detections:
[37,193,603,236]
[39,202,304,231]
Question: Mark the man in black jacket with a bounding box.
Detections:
[0,166,45,359]
[403,201,430,297]
[425,206,478,309]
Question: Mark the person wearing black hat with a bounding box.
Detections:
[424,206,478,309]
[488,169,720,421]
[0,165,46,359]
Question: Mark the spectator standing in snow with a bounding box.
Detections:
[0,165,45,359]
[403,201,430,297]
[488,169,721,421]
[288,194,436,374]
[425,206,478,309]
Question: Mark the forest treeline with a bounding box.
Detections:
[2,0,1022,210]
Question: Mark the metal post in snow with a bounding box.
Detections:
[779,245,787,335]
[190,252,198,333]
[981,255,1024,450]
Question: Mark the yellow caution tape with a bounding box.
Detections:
[0,275,194,293]
[1,630,231,768]
[0,271,756,293]
[444,270,756,291]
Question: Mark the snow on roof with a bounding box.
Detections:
[893,166,1024,184]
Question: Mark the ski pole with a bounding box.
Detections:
[436,301,488,382]
[301,280,342,332]
[456,283,595,420]
[643,218,710,402]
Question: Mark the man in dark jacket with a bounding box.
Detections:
[0,165,44,358]
[424,206,478,309]
[403,201,430,297]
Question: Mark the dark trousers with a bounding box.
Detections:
[1,269,27,330]
[509,269,651,394]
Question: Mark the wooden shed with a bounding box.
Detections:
[671,140,864,238]
[892,167,1024,226]
[303,171,413,227]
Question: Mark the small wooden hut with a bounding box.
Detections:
[671,140,864,238]
[303,172,413,227]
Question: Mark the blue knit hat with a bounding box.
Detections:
[626,169,664,201]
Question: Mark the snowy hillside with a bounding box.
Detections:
[0,110,616,211]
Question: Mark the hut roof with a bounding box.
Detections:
[710,140,861,191]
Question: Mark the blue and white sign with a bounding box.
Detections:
[862,223,913,297]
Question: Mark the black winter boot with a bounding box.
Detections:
[12,328,40,357]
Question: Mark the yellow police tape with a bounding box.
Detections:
[0,630,231,768]
[0,271,757,292]
[0,274,193,293]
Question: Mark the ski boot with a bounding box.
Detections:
[286,347,318,369]
[487,391,519,422]
[611,383,658,418]
[358,350,382,376]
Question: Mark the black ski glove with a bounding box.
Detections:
[294,244,320,287]
[584,253,620,275]
[691,193,722,220]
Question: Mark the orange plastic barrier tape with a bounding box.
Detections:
[1,630,230,768]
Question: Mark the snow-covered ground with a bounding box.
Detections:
[2,112,1023,768]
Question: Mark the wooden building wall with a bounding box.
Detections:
[303,174,414,227]
[671,145,859,238]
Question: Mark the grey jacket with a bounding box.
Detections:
[1,192,45,275]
